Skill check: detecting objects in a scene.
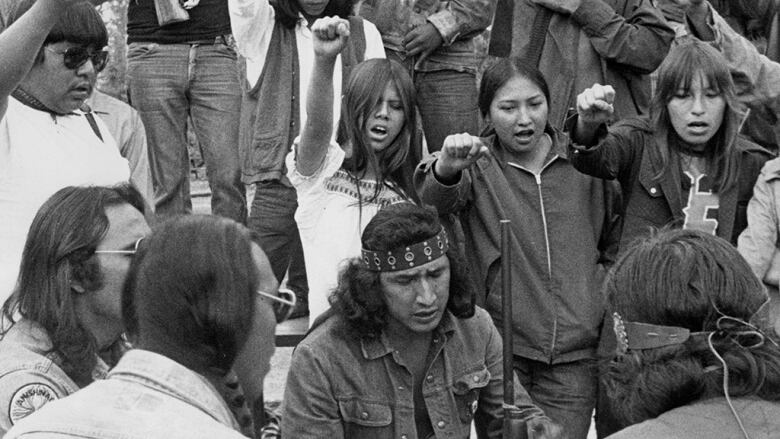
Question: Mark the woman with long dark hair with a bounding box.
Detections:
[570,39,771,252]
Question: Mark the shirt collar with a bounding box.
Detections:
[359,311,456,360]
[108,349,239,430]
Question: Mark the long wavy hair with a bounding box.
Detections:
[329,203,475,338]
[122,215,259,377]
[272,0,356,29]
[603,229,780,428]
[336,58,422,205]
[1,184,145,387]
[650,39,745,192]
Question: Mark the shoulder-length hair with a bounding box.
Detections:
[122,215,258,377]
[1,184,145,387]
[272,0,356,29]
[329,203,475,338]
[337,58,422,205]
[603,229,780,428]
[650,39,744,192]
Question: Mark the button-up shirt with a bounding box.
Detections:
[282,307,544,438]
[6,349,245,439]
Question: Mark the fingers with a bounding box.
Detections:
[442,134,487,160]
[577,83,615,116]
[311,16,351,41]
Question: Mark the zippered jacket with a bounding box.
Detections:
[415,130,620,363]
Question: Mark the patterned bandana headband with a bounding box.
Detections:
[361,228,449,272]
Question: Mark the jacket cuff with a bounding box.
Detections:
[570,0,615,35]
[427,11,461,46]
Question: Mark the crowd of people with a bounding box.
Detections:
[2,0,780,437]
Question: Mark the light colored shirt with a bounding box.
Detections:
[0,98,130,303]
[287,139,406,323]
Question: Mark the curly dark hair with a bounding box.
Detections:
[603,229,780,428]
[328,203,475,338]
[272,0,357,29]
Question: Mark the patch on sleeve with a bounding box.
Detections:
[8,383,58,424]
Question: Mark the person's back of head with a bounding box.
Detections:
[3,184,145,386]
[604,229,780,427]
[123,215,266,378]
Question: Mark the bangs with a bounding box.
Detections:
[656,40,734,102]
[45,2,108,48]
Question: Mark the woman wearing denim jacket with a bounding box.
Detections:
[569,40,770,253]
[415,59,620,439]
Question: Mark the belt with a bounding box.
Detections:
[185,34,231,45]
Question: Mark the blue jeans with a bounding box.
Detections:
[513,356,597,439]
[248,181,308,296]
[127,38,246,223]
[386,51,480,153]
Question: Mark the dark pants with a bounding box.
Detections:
[248,181,308,295]
[514,356,597,439]
[386,51,480,153]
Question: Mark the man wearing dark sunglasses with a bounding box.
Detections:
[0,184,149,434]
[0,0,134,303]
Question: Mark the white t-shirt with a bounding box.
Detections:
[228,0,386,138]
[0,98,130,302]
[287,140,407,323]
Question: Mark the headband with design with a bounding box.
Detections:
[361,228,449,272]
[612,312,711,354]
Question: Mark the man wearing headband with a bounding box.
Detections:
[282,203,558,438]
[0,0,132,303]
[603,229,780,439]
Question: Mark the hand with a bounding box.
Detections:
[402,22,443,61]
[528,416,564,439]
[311,16,350,59]
[577,83,615,126]
[530,0,582,15]
[435,133,489,179]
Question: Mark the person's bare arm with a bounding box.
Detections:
[295,17,350,177]
[0,0,77,119]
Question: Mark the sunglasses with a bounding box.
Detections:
[256,288,297,323]
[45,46,109,72]
[94,237,144,256]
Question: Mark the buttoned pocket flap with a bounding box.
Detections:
[338,399,392,427]
[639,178,663,198]
[452,367,490,395]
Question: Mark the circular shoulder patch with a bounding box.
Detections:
[9,383,58,424]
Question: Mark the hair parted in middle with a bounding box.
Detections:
[1,184,145,387]
[121,215,262,377]
[336,58,422,205]
[603,228,780,428]
[329,203,474,338]
[478,57,551,119]
[650,38,744,192]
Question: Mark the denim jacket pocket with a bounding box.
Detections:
[338,399,393,437]
[451,367,490,423]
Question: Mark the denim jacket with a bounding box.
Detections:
[282,307,545,438]
[0,320,109,436]
[738,157,780,284]
[6,349,245,439]
[358,0,496,73]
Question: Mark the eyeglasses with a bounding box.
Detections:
[256,288,297,323]
[94,237,144,256]
[45,46,109,72]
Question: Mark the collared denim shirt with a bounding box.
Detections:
[282,307,544,438]
[0,320,109,435]
[358,0,495,74]
[6,349,246,439]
